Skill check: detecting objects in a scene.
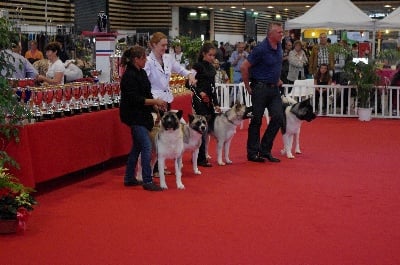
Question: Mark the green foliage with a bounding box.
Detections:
[171,36,203,68]
[0,167,36,220]
[344,61,380,108]
[0,17,32,168]
[376,49,400,65]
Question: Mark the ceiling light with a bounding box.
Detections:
[267,6,274,9]
[384,5,392,8]
[230,6,236,9]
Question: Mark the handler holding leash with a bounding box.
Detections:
[240,22,284,163]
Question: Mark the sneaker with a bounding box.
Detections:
[124,179,143,186]
[143,182,163,191]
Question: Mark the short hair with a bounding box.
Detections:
[30,40,38,46]
[267,22,283,35]
[293,40,302,47]
[45,42,61,56]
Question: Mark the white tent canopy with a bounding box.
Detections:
[375,7,400,29]
[285,0,376,30]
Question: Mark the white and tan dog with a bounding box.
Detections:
[280,97,316,159]
[152,111,185,190]
[181,114,208,175]
[207,101,247,165]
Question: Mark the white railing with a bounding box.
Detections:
[215,82,400,119]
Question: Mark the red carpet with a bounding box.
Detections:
[1,117,400,265]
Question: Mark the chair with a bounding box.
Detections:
[289,79,315,102]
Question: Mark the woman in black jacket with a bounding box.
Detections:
[191,42,221,167]
[120,45,167,191]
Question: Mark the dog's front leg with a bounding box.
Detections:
[158,157,168,189]
[295,129,302,154]
[281,134,295,159]
[175,155,185,189]
[224,138,233,164]
[192,149,201,175]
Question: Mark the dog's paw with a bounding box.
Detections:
[206,154,212,159]
[194,169,202,175]
[164,170,172,175]
[160,182,168,189]
[218,161,226,166]
[280,149,286,155]
[177,183,185,190]
[287,154,295,159]
[295,150,302,154]
[225,159,233,164]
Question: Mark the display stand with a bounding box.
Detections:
[82,31,118,83]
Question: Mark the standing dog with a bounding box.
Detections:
[154,111,185,190]
[207,101,247,165]
[280,97,316,159]
[181,114,208,175]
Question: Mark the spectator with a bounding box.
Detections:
[390,62,400,115]
[281,40,292,85]
[229,42,248,83]
[287,40,308,86]
[309,33,335,77]
[213,59,229,84]
[314,63,332,113]
[1,44,38,79]
[37,42,65,85]
[25,40,44,64]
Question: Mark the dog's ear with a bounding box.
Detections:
[176,110,183,120]
[188,114,194,123]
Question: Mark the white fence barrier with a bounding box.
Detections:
[215,82,400,119]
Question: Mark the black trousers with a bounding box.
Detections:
[247,82,283,158]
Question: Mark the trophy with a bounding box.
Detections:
[43,87,54,120]
[90,83,99,111]
[90,69,102,83]
[80,83,90,113]
[54,86,64,118]
[72,85,82,114]
[105,83,114,108]
[112,82,120,107]
[32,88,43,121]
[63,85,73,116]
[98,82,106,110]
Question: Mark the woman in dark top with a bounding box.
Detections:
[120,45,167,191]
[314,63,332,112]
[191,42,221,167]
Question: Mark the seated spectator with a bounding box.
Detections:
[390,62,400,115]
[25,40,44,64]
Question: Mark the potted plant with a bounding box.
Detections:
[0,167,37,233]
[343,60,380,121]
[0,17,36,234]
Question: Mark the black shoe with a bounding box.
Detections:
[261,153,280,162]
[247,155,265,163]
[124,179,143,186]
[198,160,212,167]
[143,182,163,191]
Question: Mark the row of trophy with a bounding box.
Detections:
[169,74,187,94]
[14,82,120,121]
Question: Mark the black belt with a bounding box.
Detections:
[252,80,277,87]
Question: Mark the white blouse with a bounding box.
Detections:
[46,59,65,85]
[144,51,191,103]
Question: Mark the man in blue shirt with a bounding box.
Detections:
[240,22,284,163]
